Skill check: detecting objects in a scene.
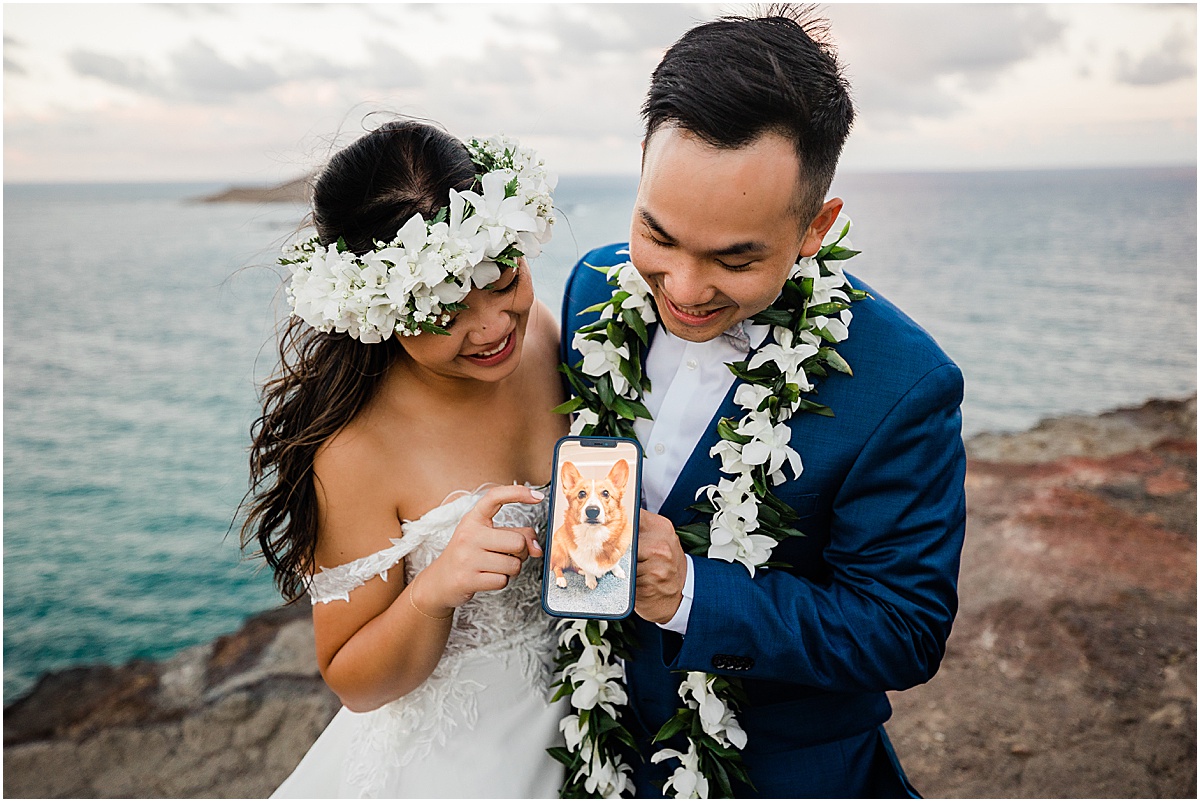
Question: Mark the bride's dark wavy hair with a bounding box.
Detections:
[240,119,477,602]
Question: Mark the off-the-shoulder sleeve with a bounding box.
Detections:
[306,530,430,605]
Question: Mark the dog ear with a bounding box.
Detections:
[561,461,582,488]
[607,459,628,489]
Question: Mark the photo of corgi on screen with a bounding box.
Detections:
[543,438,640,618]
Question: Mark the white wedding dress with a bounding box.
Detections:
[272,488,566,799]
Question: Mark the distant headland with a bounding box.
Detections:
[193,175,311,204]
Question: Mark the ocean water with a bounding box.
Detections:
[3,169,1195,703]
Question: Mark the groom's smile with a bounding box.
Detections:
[629,126,842,344]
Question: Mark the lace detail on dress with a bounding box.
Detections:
[328,488,557,798]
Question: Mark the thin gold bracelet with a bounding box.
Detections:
[408,575,453,621]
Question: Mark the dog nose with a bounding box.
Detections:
[585,505,601,521]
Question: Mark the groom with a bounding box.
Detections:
[560,11,966,799]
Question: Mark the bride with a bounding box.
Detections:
[240,119,569,798]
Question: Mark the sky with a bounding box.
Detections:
[3,3,1196,183]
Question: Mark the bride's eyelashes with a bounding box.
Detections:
[444,268,522,329]
[491,267,522,295]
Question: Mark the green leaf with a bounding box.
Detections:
[606,321,626,349]
[716,417,751,445]
[708,757,736,798]
[749,307,793,327]
[798,398,834,417]
[552,396,585,415]
[819,347,853,376]
[652,710,693,743]
[612,724,639,750]
[597,377,616,408]
[622,306,650,344]
[550,681,574,703]
[625,398,654,420]
[335,236,348,253]
[820,244,861,262]
[579,299,613,315]
[417,320,451,336]
[727,363,778,384]
[546,746,578,768]
[504,175,520,198]
[611,395,640,421]
[806,301,850,317]
[676,522,711,552]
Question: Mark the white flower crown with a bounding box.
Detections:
[281,135,556,342]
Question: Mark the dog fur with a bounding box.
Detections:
[550,459,633,590]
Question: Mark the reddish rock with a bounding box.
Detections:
[888,396,1196,799]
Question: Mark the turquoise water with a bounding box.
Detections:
[4,169,1196,703]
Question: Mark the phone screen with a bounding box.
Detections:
[542,436,642,619]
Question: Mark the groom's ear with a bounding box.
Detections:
[797,198,844,258]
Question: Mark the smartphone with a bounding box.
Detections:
[541,436,643,619]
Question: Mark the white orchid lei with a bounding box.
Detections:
[280,135,556,342]
[550,217,866,798]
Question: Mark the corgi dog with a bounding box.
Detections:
[550,459,633,590]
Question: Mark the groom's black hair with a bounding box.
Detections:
[642,8,854,224]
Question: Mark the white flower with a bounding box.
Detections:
[651,742,710,799]
[678,672,748,750]
[709,438,751,476]
[736,412,802,479]
[282,134,555,341]
[583,753,633,798]
[611,262,657,323]
[570,407,600,435]
[748,328,817,391]
[706,475,758,529]
[574,333,632,396]
[733,382,772,413]
[564,642,627,717]
[708,508,777,575]
[560,714,589,754]
[459,170,539,258]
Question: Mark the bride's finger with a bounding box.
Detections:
[514,526,542,558]
[468,484,545,524]
[477,550,522,577]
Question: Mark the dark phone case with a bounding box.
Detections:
[540,435,643,620]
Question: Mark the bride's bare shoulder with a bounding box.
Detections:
[311,415,409,567]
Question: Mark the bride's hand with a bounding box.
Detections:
[415,485,545,615]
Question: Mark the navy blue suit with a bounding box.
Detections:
[560,244,967,798]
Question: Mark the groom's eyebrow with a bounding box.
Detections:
[638,209,768,257]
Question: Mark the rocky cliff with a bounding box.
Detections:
[5,397,1195,798]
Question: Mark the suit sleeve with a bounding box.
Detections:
[666,361,967,693]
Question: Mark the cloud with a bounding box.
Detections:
[1116,27,1195,86]
[68,49,157,94]
[168,40,281,98]
[540,3,708,56]
[68,40,284,102]
[830,5,1066,127]
[5,33,26,74]
[355,39,427,88]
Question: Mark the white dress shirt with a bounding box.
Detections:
[633,320,770,634]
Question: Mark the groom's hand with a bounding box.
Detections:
[635,510,687,624]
